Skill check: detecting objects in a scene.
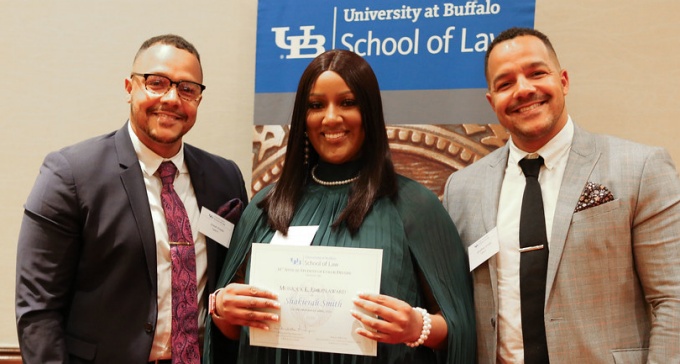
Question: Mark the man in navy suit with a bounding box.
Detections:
[15,34,248,363]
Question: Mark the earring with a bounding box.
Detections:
[304,132,309,166]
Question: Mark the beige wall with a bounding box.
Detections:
[1,0,258,346]
[1,0,678,347]
[536,2,680,158]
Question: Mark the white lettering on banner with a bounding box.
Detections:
[426,26,457,54]
[443,0,501,17]
[342,29,420,56]
[341,27,492,56]
[343,5,422,23]
[424,5,440,19]
[460,28,494,53]
[341,1,501,23]
[272,26,326,59]
[269,1,503,58]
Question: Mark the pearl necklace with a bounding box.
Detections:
[311,165,359,186]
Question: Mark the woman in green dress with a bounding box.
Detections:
[204,49,475,363]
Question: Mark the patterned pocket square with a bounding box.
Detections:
[574,182,615,213]
[216,198,244,224]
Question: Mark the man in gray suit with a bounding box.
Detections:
[443,27,680,363]
[16,34,248,363]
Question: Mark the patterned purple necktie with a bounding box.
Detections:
[158,161,200,364]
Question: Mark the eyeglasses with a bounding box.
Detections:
[131,73,206,102]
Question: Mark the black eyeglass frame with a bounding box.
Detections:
[131,73,206,101]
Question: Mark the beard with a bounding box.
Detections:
[130,105,189,146]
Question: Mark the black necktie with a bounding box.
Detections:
[518,155,550,364]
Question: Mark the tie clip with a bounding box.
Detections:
[519,244,545,253]
[169,241,192,246]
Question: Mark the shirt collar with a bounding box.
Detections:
[507,116,574,172]
[127,121,186,177]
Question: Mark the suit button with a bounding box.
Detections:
[491,318,496,328]
[144,322,154,333]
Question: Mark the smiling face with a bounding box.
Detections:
[306,70,365,164]
[486,35,569,152]
[125,43,203,158]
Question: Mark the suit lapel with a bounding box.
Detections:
[184,147,207,208]
[484,147,508,232]
[484,145,509,308]
[184,147,219,292]
[545,125,600,299]
[115,124,158,287]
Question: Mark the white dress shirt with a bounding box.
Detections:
[495,117,574,363]
[128,123,208,361]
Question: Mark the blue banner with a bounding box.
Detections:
[256,0,535,93]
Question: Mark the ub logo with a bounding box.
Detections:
[272,25,326,59]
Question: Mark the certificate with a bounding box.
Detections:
[249,243,383,356]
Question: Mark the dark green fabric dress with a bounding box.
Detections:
[204,164,475,363]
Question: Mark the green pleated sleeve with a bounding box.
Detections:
[204,176,476,363]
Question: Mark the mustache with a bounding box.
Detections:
[148,106,187,119]
[509,94,547,110]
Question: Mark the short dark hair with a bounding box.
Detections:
[260,49,397,235]
[485,27,558,84]
[133,34,202,71]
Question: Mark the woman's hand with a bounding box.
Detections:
[351,292,424,345]
[351,292,447,349]
[212,283,280,340]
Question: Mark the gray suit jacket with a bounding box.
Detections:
[443,124,680,363]
[16,124,249,363]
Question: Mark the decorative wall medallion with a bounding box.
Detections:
[252,124,508,199]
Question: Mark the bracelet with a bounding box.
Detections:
[405,307,432,348]
[209,288,223,317]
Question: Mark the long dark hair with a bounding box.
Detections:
[259,49,397,235]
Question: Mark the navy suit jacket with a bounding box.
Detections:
[16,124,248,363]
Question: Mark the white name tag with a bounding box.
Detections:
[468,227,500,271]
[198,207,235,248]
[270,225,319,246]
